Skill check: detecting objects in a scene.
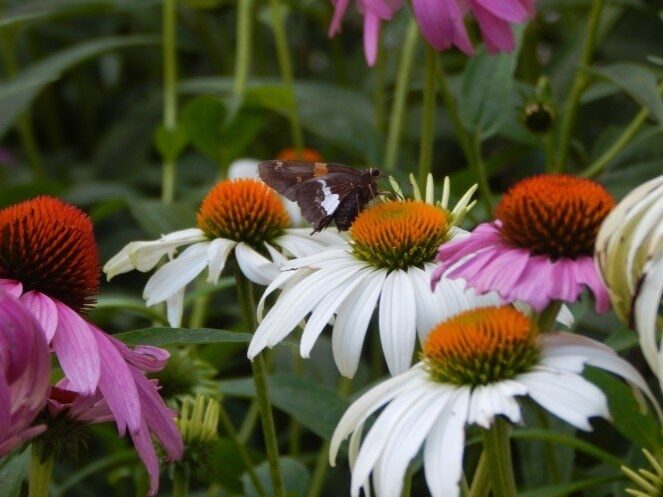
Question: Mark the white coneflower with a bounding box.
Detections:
[248,175,501,377]
[330,306,660,497]
[104,178,343,326]
[595,175,663,389]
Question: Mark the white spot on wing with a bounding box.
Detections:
[318,179,340,215]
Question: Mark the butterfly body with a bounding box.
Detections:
[258,160,381,232]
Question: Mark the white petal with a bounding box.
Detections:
[542,332,662,421]
[372,385,453,497]
[265,243,288,264]
[280,246,352,270]
[166,287,185,327]
[256,268,312,321]
[424,388,471,497]
[332,269,388,377]
[636,257,663,382]
[235,242,281,286]
[277,232,335,258]
[300,268,373,358]
[330,366,426,465]
[379,270,417,375]
[143,242,209,306]
[206,238,236,284]
[467,382,525,428]
[351,381,433,496]
[104,228,206,279]
[227,158,260,178]
[556,304,575,327]
[518,369,609,431]
[248,261,363,358]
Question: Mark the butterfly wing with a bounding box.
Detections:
[294,173,358,232]
[258,160,360,202]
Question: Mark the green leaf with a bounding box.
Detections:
[459,38,521,140]
[180,95,227,161]
[242,457,310,497]
[0,450,29,497]
[220,374,350,439]
[585,368,663,450]
[126,198,196,238]
[588,63,663,125]
[153,124,188,161]
[116,327,254,347]
[518,475,622,497]
[0,0,159,30]
[512,429,624,468]
[92,295,168,324]
[0,35,158,138]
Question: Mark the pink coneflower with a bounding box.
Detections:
[432,175,615,313]
[0,292,51,457]
[0,196,183,493]
[328,0,535,66]
[412,0,535,55]
[328,0,404,66]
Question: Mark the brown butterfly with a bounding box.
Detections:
[258,160,382,232]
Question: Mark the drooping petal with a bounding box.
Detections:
[379,270,417,375]
[20,291,58,341]
[300,268,373,358]
[52,302,101,396]
[423,388,471,497]
[332,269,388,377]
[412,0,474,54]
[91,326,142,435]
[235,242,281,286]
[143,242,209,306]
[206,238,236,284]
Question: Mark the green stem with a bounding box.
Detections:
[238,400,261,443]
[534,405,561,484]
[470,135,494,214]
[267,0,304,151]
[534,301,562,333]
[483,419,517,497]
[556,0,605,170]
[581,82,663,178]
[219,403,267,497]
[233,0,254,97]
[289,351,304,456]
[235,269,287,497]
[400,468,413,497]
[384,19,419,172]
[467,451,491,497]
[0,26,45,178]
[172,465,190,497]
[418,43,438,184]
[161,0,178,204]
[374,50,387,135]
[436,61,492,213]
[29,444,55,497]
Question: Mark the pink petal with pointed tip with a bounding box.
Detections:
[20,291,58,342]
[51,302,101,396]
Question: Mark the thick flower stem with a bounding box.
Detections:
[161,0,178,204]
[235,269,287,497]
[483,419,517,497]
[172,465,190,497]
[418,43,438,184]
[28,444,55,497]
[384,18,419,172]
[219,403,267,497]
[267,0,304,152]
[466,451,491,497]
[234,0,254,97]
[581,81,663,178]
[556,0,605,170]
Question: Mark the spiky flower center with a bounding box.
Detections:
[196,179,290,245]
[350,200,450,270]
[0,196,100,312]
[423,307,539,386]
[496,174,615,260]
